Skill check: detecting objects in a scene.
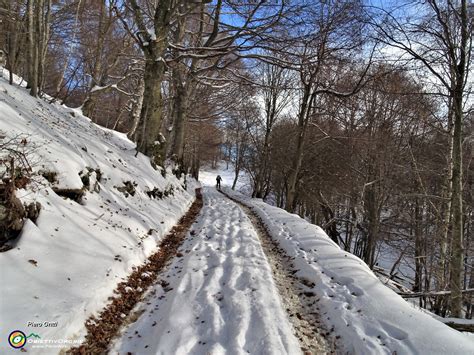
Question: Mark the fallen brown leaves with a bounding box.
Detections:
[68,188,203,355]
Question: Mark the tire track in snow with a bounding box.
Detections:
[222,190,334,355]
[110,187,301,354]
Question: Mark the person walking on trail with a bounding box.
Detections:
[216,175,222,189]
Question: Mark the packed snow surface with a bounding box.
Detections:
[112,187,301,354]
[0,74,194,354]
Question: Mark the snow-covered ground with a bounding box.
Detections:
[0,74,195,353]
[111,187,301,354]
[225,188,474,354]
[199,161,251,194]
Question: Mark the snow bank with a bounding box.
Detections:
[225,188,474,355]
[0,76,194,354]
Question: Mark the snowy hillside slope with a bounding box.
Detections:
[225,188,474,354]
[0,74,195,354]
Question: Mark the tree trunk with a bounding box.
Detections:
[254,127,271,198]
[449,91,464,317]
[171,69,187,165]
[232,142,240,190]
[128,76,145,140]
[286,86,313,212]
[320,201,339,244]
[414,199,423,295]
[38,0,51,93]
[135,59,166,165]
[232,167,239,190]
[27,0,38,97]
[31,0,42,97]
[363,184,379,268]
[438,110,454,292]
[81,0,107,119]
[448,0,468,319]
[285,125,305,212]
[5,0,18,86]
[53,0,82,100]
[128,0,173,164]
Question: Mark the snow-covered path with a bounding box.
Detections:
[111,187,301,354]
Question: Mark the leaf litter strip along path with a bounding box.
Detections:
[68,188,203,355]
[222,190,334,355]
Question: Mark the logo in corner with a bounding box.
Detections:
[27,333,41,339]
[8,330,26,349]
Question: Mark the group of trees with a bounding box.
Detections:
[0,0,472,318]
[220,0,473,318]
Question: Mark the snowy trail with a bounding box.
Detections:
[230,197,332,354]
[111,187,302,354]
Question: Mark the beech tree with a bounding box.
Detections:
[119,0,181,164]
[119,0,286,166]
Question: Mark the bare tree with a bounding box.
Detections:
[283,0,371,212]
[250,61,293,198]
